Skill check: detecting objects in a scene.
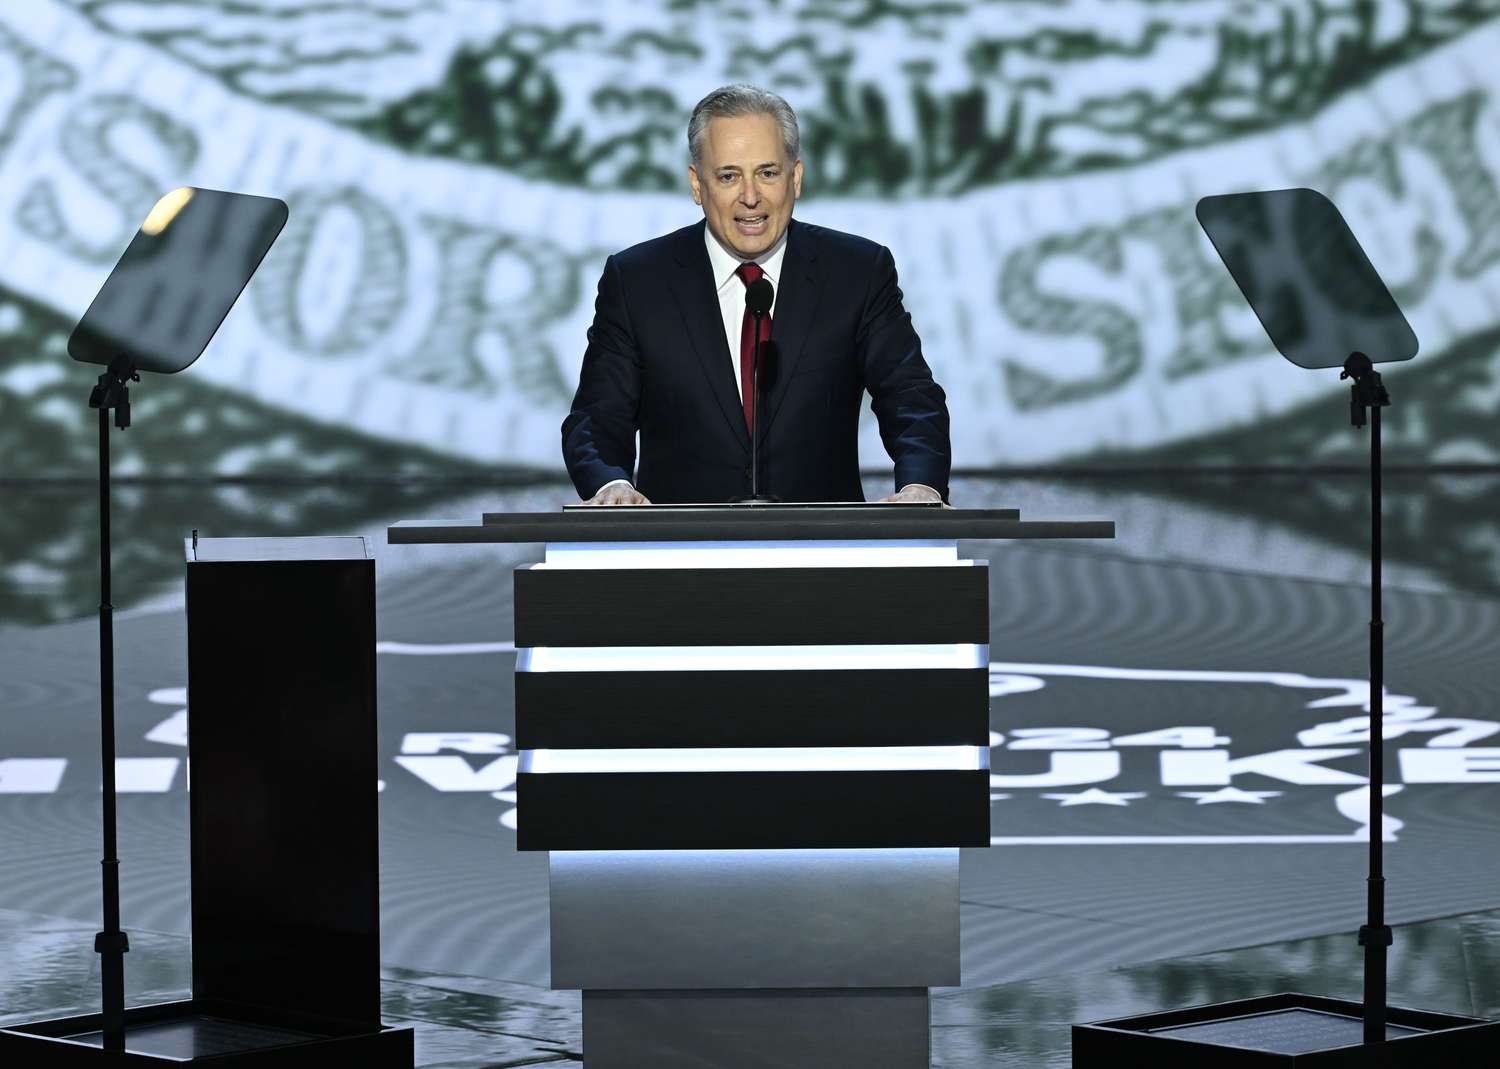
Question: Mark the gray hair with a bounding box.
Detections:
[687,84,800,168]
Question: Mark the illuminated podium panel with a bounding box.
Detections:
[389,506,1114,1069]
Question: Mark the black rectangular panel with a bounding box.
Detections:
[185,548,380,1027]
[514,566,987,647]
[482,505,1019,542]
[516,770,989,850]
[516,668,988,748]
[389,513,1114,545]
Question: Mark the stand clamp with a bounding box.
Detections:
[88,355,140,430]
[93,930,131,954]
[1340,352,1390,428]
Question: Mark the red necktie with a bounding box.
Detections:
[736,262,771,433]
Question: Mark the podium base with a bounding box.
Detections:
[0,999,413,1067]
[583,988,929,1068]
[1072,993,1498,1067]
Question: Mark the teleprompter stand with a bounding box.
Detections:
[87,354,139,1056]
[1072,189,1499,1064]
[0,188,411,1066]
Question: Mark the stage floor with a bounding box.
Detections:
[1,473,1497,1066]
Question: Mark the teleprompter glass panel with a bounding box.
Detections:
[1195,188,1418,369]
[68,187,288,374]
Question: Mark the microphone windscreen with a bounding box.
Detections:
[745,276,774,316]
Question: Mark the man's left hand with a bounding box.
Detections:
[880,483,947,506]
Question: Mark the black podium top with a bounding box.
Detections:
[388,506,1113,544]
[187,535,373,561]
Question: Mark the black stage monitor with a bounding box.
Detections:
[67,186,288,374]
[1195,187,1418,369]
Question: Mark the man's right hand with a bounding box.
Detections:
[584,481,651,506]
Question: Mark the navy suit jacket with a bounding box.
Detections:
[562,218,951,503]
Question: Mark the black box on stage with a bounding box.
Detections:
[1073,992,1500,1067]
[0,536,412,1065]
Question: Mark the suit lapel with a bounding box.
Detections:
[762,219,823,437]
[669,222,750,451]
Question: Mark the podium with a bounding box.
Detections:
[390,505,1113,1067]
[0,537,414,1065]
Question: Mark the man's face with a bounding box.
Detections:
[688,112,803,258]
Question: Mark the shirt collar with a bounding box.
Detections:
[705,222,789,293]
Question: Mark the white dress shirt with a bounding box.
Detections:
[705,224,786,401]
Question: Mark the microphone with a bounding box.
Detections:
[745,276,774,317]
[742,274,777,503]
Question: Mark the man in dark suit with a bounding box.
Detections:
[562,84,951,504]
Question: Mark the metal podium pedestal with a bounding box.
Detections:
[391,505,1113,1067]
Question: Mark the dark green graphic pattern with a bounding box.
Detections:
[59,1,1500,196]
